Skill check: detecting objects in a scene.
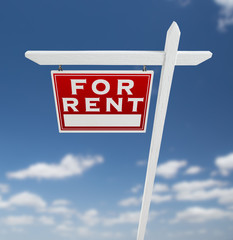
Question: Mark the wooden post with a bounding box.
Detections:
[137,22,181,240]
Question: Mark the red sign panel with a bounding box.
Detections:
[51,71,154,132]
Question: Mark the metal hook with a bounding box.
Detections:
[58,65,63,71]
[143,65,147,71]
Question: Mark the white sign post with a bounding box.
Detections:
[25,22,212,240]
[137,22,180,240]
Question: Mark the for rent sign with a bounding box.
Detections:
[51,71,153,132]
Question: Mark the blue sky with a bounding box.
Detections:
[0,0,233,239]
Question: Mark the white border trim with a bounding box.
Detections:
[63,114,142,127]
[51,70,154,133]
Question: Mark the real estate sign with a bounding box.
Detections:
[51,71,154,132]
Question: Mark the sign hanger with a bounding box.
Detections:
[25,22,212,240]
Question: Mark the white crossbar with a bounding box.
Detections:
[25,50,212,66]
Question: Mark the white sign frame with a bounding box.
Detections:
[51,70,154,133]
[25,22,212,240]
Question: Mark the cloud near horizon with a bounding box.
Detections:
[0,192,46,210]
[1,215,55,226]
[171,206,233,223]
[0,184,9,194]
[173,179,233,204]
[7,154,104,180]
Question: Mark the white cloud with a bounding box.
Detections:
[157,160,187,179]
[52,199,70,206]
[173,0,233,31]
[78,209,100,226]
[173,179,226,192]
[153,183,169,192]
[55,221,74,232]
[210,170,218,177]
[215,152,233,176]
[76,208,159,227]
[76,209,157,227]
[45,206,76,217]
[136,160,147,166]
[175,0,191,7]
[131,184,142,193]
[103,211,158,226]
[214,0,233,31]
[118,197,141,207]
[173,179,233,204]
[77,226,92,237]
[0,192,46,209]
[0,184,9,194]
[11,228,25,233]
[2,216,35,226]
[100,231,123,239]
[175,187,233,203]
[7,154,104,180]
[166,229,207,238]
[217,188,233,204]
[103,211,140,226]
[76,227,123,239]
[185,166,203,175]
[38,216,55,225]
[172,206,233,223]
[119,192,171,206]
[151,194,172,203]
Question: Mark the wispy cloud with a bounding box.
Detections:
[118,183,172,207]
[172,179,226,192]
[103,211,159,226]
[56,221,123,239]
[151,194,172,203]
[38,216,55,225]
[131,184,142,194]
[52,199,70,206]
[0,184,9,194]
[78,209,100,226]
[173,0,233,31]
[171,206,233,223]
[55,220,74,233]
[157,160,187,179]
[0,192,46,209]
[7,154,104,180]
[44,206,76,217]
[172,179,233,204]
[174,0,191,7]
[2,215,54,227]
[153,183,169,192]
[77,226,92,237]
[185,166,203,175]
[136,160,147,167]
[214,0,233,31]
[118,197,141,207]
[103,211,140,226]
[1,216,35,226]
[175,187,233,203]
[119,178,231,208]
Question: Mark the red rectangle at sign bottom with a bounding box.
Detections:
[51,71,154,132]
